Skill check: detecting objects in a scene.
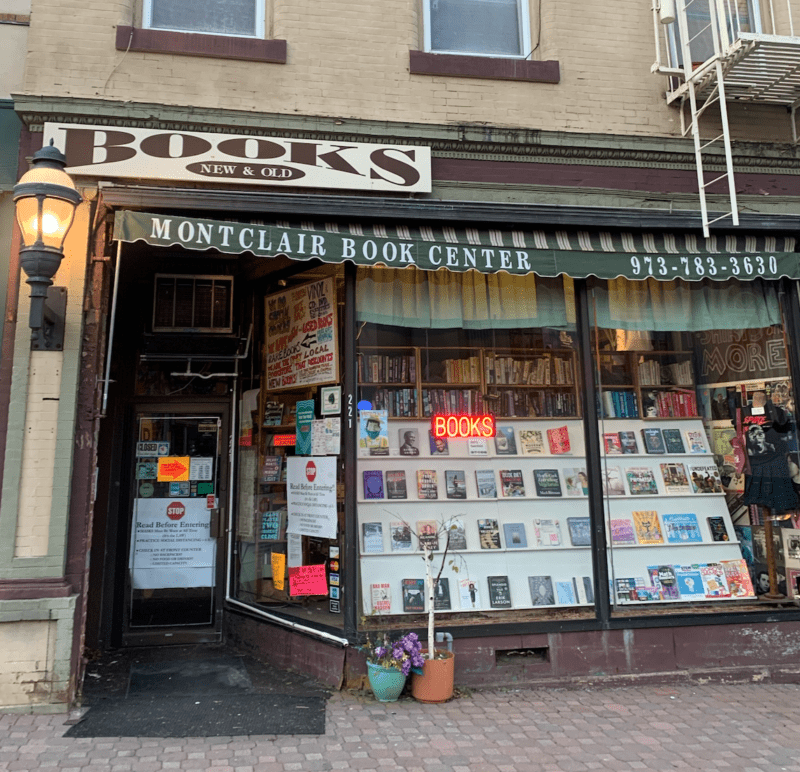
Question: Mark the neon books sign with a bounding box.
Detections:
[431,414,496,439]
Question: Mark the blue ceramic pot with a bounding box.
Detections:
[367,661,407,702]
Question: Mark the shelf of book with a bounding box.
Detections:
[358,345,581,420]
[360,545,592,557]
[597,350,699,419]
[602,417,753,602]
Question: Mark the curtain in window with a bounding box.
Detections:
[356,266,574,329]
[429,0,522,56]
[150,0,257,36]
[590,277,781,332]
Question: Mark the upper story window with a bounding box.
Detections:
[668,0,761,66]
[424,0,531,58]
[144,0,264,38]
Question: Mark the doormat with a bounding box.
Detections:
[127,656,253,696]
[64,693,326,737]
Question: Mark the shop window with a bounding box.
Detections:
[144,0,264,37]
[424,0,530,57]
[233,266,345,630]
[356,266,592,624]
[591,277,797,607]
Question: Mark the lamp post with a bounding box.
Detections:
[12,140,82,348]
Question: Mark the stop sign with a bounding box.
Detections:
[166,501,185,521]
[305,461,317,482]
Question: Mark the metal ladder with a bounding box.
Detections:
[676,0,739,236]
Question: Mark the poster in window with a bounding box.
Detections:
[265,277,339,391]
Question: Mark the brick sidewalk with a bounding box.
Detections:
[2,682,800,771]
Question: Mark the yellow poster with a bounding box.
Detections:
[271,552,286,591]
[157,456,190,482]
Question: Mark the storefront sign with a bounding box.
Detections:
[44,123,431,193]
[273,433,296,447]
[114,210,800,282]
[130,498,215,589]
[432,414,496,439]
[266,278,339,390]
[286,456,337,539]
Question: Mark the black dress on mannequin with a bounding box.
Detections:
[741,400,798,513]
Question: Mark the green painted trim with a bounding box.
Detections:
[0,595,76,710]
[115,209,800,282]
[0,201,88,580]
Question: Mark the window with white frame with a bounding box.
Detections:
[424,0,530,57]
[667,0,761,67]
[144,0,263,37]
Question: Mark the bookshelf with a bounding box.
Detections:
[358,345,580,420]
[357,416,752,614]
[597,350,698,420]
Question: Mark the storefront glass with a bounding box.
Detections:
[356,266,593,620]
[233,265,346,629]
[591,277,799,606]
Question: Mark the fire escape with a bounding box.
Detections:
[651,0,800,235]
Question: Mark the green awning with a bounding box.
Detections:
[113,209,800,282]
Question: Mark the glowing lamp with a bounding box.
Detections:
[13,140,82,345]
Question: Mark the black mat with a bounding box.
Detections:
[64,693,326,737]
[127,656,253,696]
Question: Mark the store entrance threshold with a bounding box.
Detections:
[67,644,330,737]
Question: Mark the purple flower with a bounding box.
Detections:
[374,646,387,659]
[392,644,404,660]
[401,659,412,676]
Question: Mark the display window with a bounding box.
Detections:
[233,265,346,630]
[230,258,800,636]
[355,266,594,621]
[591,277,799,607]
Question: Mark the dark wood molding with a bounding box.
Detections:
[409,50,559,82]
[116,26,287,63]
[0,578,73,600]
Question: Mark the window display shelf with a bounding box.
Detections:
[360,545,592,557]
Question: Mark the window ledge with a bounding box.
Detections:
[409,50,559,83]
[116,26,287,63]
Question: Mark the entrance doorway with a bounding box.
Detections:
[123,408,229,643]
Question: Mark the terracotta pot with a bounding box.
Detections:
[410,649,454,703]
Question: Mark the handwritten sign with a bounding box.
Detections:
[271,552,286,591]
[288,564,328,596]
[265,277,339,391]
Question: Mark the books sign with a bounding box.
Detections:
[431,414,496,439]
[44,123,431,193]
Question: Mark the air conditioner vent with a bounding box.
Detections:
[153,274,233,333]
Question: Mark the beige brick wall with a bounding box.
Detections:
[19,0,800,142]
[0,620,56,706]
[14,352,63,558]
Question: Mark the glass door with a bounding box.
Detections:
[126,412,225,631]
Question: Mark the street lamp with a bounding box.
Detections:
[13,140,82,348]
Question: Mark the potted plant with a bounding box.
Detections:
[362,631,425,702]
